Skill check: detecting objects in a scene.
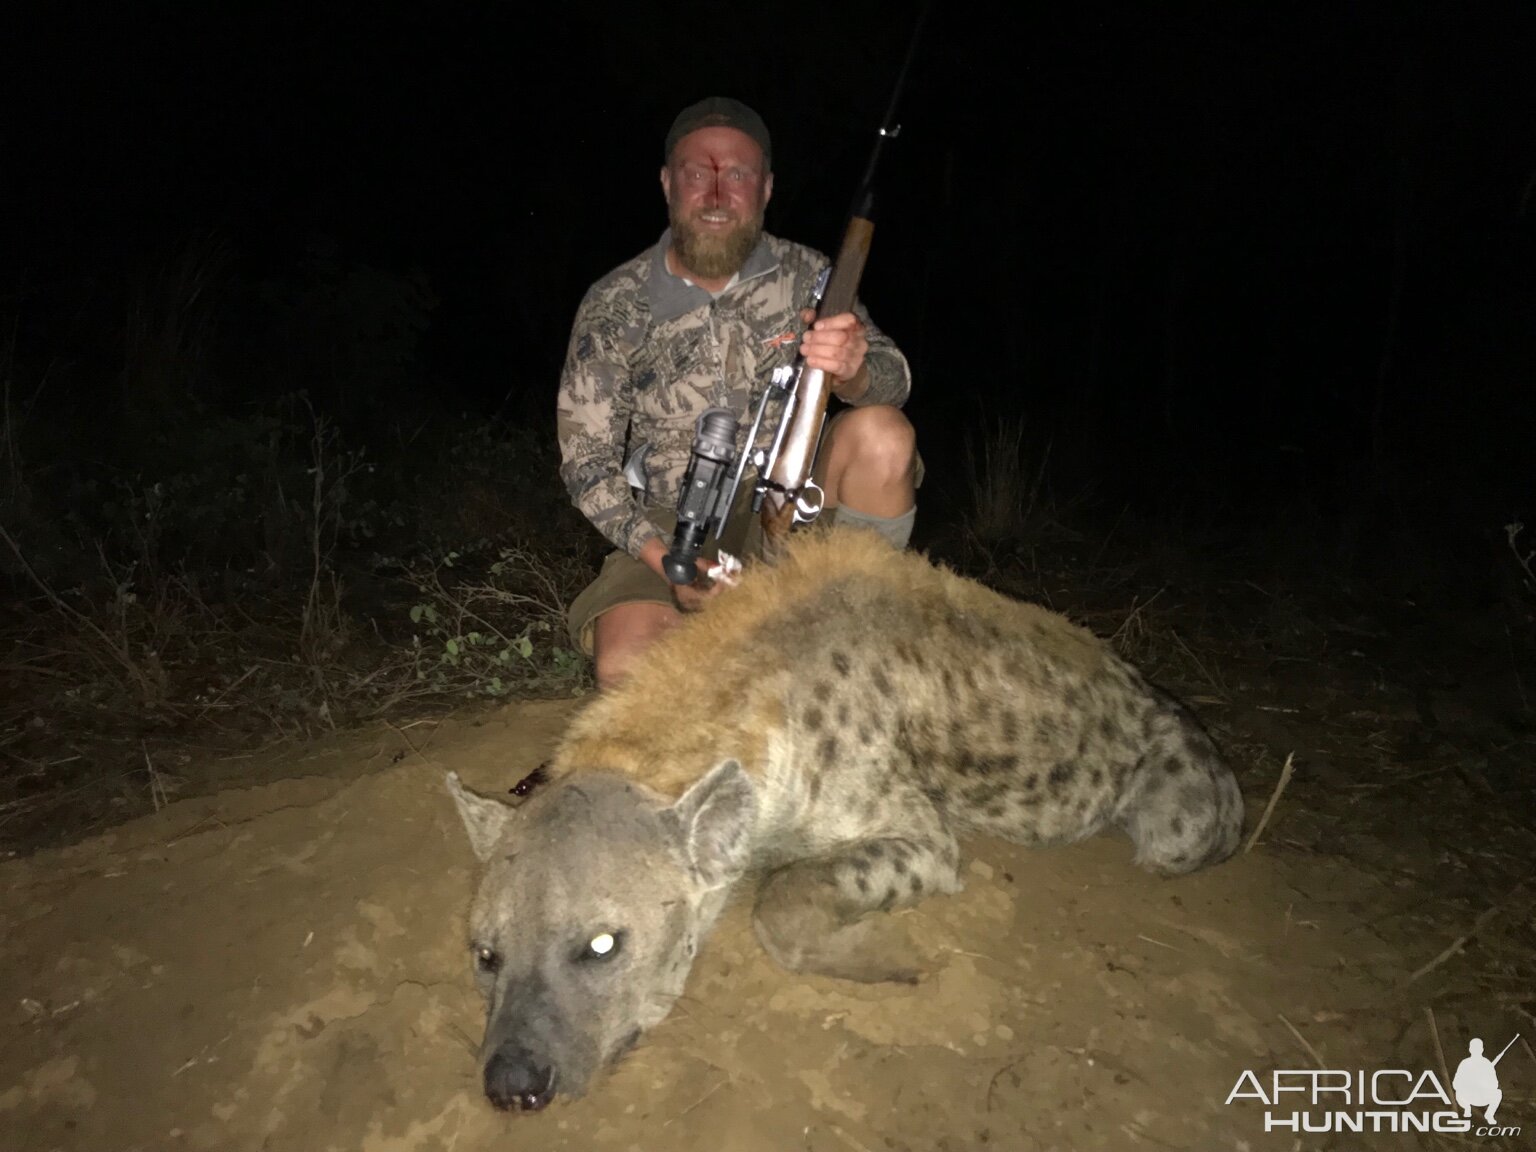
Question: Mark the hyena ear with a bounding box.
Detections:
[668,759,757,891]
[445,772,515,862]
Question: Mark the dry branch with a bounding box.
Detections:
[1403,877,1532,987]
[1278,1013,1325,1069]
[1425,1008,1451,1095]
[1244,752,1296,854]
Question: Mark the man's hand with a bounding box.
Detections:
[638,536,727,613]
[799,309,870,401]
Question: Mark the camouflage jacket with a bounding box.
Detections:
[556,230,912,558]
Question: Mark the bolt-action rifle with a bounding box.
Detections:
[662,10,928,587]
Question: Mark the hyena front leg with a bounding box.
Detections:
[752,832,961,983]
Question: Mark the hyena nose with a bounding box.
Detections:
[483,1047,557,1112]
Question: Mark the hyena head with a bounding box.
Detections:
[445,761,756,1111]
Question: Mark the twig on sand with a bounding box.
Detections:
[143,741,168,812]
[665,1074,728,1126]
[386,719,425,761]
[1403,877,1532,987]
[1278,1013,1325,1069]
[164,812,228,848]
[386,717,444,762]
[1506,624,1529,714]
[825,1124,877,1152]
[1425,1007,1451,1093]
[447,1024,478,1057]
[1244,752,1296,854]
[985,1055,1030,1112]
[1117,1121,1185,1149]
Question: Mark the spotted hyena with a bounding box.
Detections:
[447,528,1244,1110]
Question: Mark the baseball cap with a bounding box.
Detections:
[664,96,772,170]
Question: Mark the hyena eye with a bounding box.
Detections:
[475,946,502,974]
[578,931,623,963]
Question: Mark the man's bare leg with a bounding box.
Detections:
[593,601,682,690]
[815,405,917,516]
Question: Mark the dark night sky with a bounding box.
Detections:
[5,0,1535,520]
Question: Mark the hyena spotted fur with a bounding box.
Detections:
[447,528,1244,1110]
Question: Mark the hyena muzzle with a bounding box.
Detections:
[447,528,1245,1109]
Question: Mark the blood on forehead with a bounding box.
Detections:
[670,127,764,177]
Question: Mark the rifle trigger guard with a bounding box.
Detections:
[793,481,825,524]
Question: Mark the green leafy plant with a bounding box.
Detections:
[403,543,589,697]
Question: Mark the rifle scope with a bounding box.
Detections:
[663,408,741,585]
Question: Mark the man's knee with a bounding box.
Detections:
[593,649,631,693]
[593,601,679,690]
[829,405,917,481]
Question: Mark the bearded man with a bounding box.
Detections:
[557,96,919,689]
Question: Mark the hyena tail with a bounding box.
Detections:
[1115,700,1245,876]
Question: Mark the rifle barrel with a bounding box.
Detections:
[855,2,932,201]
[1491,1033,1520,1066]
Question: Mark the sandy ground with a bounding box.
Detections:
[2,688,1530,1152]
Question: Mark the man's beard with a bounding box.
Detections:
[669,205,764,281]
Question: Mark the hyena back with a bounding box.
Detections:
[448,528,1244,1109]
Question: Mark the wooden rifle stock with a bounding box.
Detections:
[821,214,876,319]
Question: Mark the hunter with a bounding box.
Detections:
[557,96,919,689]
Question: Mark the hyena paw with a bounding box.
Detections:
[753,876,929,984]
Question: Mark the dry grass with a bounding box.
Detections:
[963,414,1046,546]
[1508,520,1535,598]
[1,524,188,708]
[0,515,591,853]
[1104,588,1167,662]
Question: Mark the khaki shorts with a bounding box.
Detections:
[567,416,923,656]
